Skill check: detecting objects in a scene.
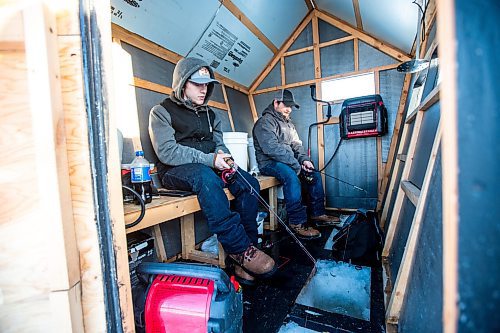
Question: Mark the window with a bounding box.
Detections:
[321,72,375,102]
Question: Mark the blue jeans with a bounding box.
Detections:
[161,163,259,254]
[260,161,326,225]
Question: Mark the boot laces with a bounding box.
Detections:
[243,245,258,262]
[232,245,258,265]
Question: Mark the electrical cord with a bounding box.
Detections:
[307,85,362,192]
[122,185,146,229]
[318,137,342,172]
[307,85,332,159]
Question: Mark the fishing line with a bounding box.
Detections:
[233,168,317,267]
[313,169,368,194]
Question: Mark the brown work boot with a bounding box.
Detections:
[234,265,256,286]
[230,245,277,278]
[290,223,321,239]
[311,214,341,227]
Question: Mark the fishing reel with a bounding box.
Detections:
[299,170,315,184]
[220,157,237,184]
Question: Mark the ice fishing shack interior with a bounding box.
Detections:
[1,0,499,332]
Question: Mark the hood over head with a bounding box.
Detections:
[171,57,219,106]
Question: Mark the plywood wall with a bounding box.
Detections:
[1,1,134,331]
[0,2,85,331]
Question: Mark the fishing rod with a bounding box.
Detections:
[312,169,368,194]
[232,167,317,268]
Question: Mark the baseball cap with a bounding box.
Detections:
[188,67,220,84]
[275,89,300,109]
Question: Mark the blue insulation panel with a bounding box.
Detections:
[399,149,443,333]
[379,69,405,163]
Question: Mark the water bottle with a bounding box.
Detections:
[130,150,152,204]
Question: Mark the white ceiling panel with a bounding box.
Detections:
[187,6,274,87]
[316,0,356,26]
[230,0,308,47]
[110,0,221,56]
[358,0,417,53]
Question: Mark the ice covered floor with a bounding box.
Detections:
[240,218,385,333]
[278,321,320,333]
[295,260,371,321]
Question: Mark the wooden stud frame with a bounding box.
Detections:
[377,73,413,212]
[248,9,414,212]
[382,85,440,262]
[381,89,440,319]
[437,0,458,331]
[385,124,441,332]
[379,38,440,225]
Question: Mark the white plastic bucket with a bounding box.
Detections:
[247,137,259,175]
[223,132,248,171]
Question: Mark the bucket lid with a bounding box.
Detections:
[223,132,248,139]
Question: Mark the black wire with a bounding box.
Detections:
[122,185,146,229]
[412,0,427,44]
[307,117,331,158]
[318,137,342,172]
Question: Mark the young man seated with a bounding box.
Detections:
[149,57,276,285]
[252,89,340,240]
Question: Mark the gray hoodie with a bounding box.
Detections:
[149,57,229,170]
[252,103,310,174]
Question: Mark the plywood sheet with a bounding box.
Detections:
[324,127,378,209]
[399,149,443,332]
[320,40,355,77]
[121,42,174,87]
[318,18,350,43]
[253,92,275,118]
[211,83,226,104]
[284,51,315,84]
[225,87,254,134]
[212,107,232,133]
[408,103,440,188]
[133,87,168,164]
[257,62,281,91]
[388,197,416,287]
[358,41,398,70]
[288,21,313,52]
[379,69,405,163]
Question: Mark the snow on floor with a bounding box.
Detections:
[295,259,371,321]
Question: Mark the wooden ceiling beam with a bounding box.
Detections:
[305,0,317,11]
[249,10,315,92]
[221,0,278,53]
[315,9,411,62]
[352,0,363,30]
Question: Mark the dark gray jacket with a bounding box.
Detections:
[149,58,228,170]
[252,103,309,174]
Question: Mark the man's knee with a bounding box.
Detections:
[193,165,223,190]
[248,175,260,191]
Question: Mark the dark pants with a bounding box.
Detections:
[260,161,326,225]
[161,163,260,254]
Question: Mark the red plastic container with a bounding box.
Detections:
[145,274,215,333]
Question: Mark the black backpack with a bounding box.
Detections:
[331,209,384,266]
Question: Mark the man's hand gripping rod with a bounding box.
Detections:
[232,168,317,269]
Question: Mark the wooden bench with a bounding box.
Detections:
[124,175,280,267]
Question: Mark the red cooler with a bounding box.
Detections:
[138,262,243,333]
